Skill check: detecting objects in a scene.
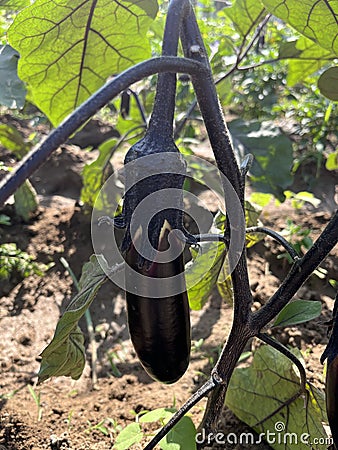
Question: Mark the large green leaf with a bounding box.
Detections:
[226,345,327,450]
[38,254,110,383]
[8,0,158,125]
[224,0,266,37]
[0,45,26,108]
[318,66,338,101]
[279,37,335,86]
[261,0,338,55]
[228,119,293,200]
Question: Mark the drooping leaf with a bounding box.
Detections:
[224,0,266,37]
[280,37,335,86]
[226,345,327,450]
[113,422,143,450]
[261,0,338,55]
[318,67,338,101]
[8,0,157,125]
[228,119,293,200]
[38,254,110,383]
[0,123,30,158]
[14,180,38,221]
[0,45,26,108]
[272,300,322,328]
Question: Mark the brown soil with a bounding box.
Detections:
[0,134,337,450]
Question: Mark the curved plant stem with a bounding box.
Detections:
[246,226,299,260]
[0,56,207,206]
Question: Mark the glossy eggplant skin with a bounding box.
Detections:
[125,226,191,384]
[321,296,338,448]
[325,356,338,447]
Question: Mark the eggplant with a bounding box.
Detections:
[125,222,191,384]
[103,14,195,382]
[325,356,338,447]
[321,294,338,447]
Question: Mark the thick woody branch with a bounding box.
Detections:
[0,56,207,206]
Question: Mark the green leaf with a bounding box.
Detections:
[0,123,30,158]
[38,255,109,383]
[114,423,143,450]
[0,45,26,108]
[326,151,338,171]
[8,0,157,125]
[0,214,11,225]
[14,180,38,221]
[249,192,273,208]
[225,0,266,37]
[129,0,158,19]
[318,67,338,101]
[139,408,175,423]
[283,190,321,208]
[186,241,226,310]
[80,138,117,209]
[160,416,196,450]
[244,200,264,247]
[226,345,327,450]
[281,37,335,86]
[228,119,293,200]
[261,0,338,55]
[0,0,29,9]
[272,300,322,327]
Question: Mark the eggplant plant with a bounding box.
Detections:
[0,0,337,449]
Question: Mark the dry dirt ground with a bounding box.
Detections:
[0,125,337,450]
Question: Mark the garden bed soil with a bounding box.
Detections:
[0,142,337,450]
